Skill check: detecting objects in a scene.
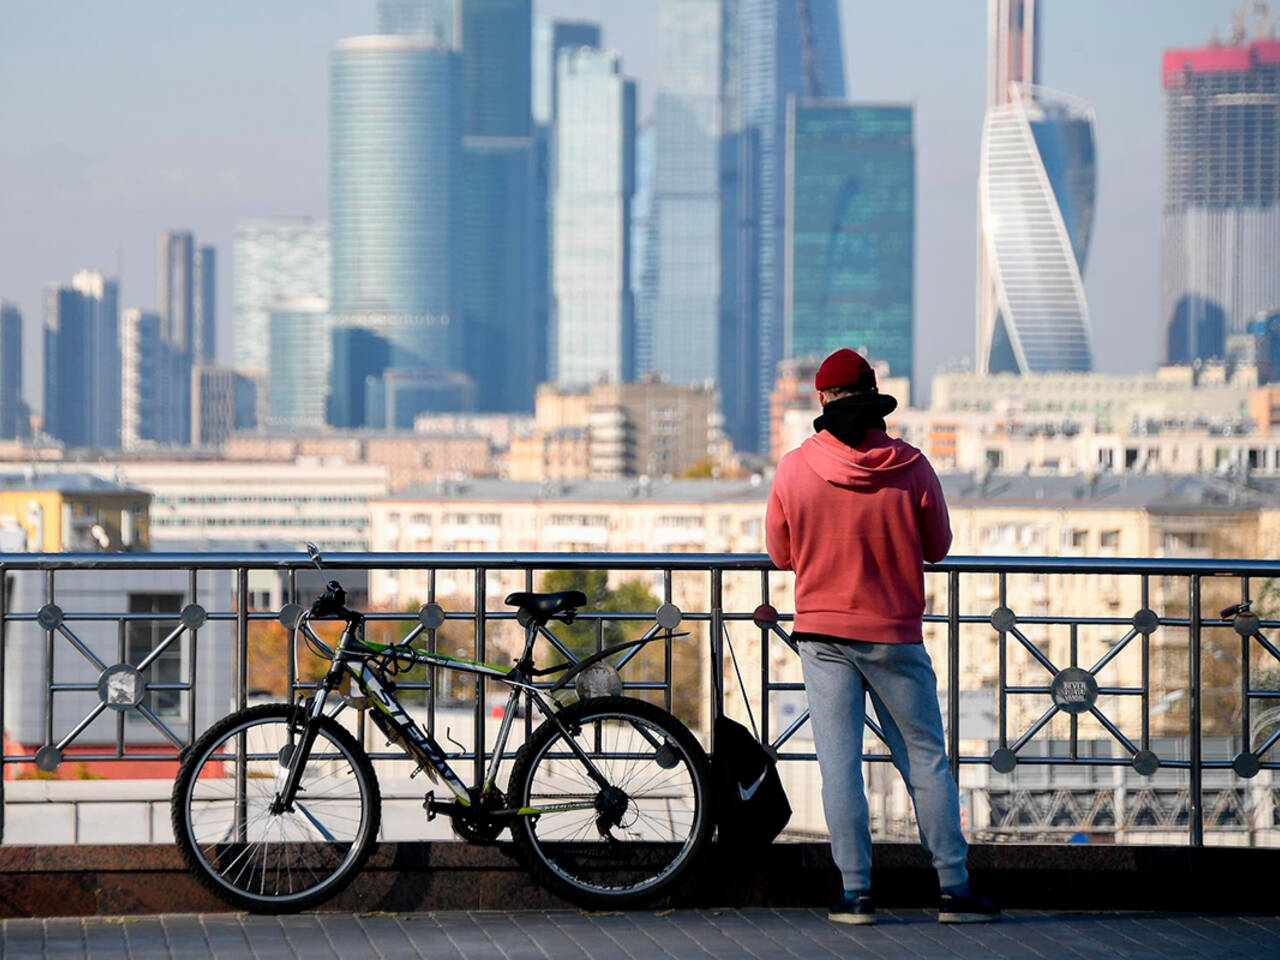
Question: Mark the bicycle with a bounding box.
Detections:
[171,544,713,913]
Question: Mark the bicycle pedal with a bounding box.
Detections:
[423,791,437,821]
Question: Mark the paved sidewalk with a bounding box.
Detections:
[3,908,1279,959]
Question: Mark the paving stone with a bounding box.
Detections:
[5,909,1280,959]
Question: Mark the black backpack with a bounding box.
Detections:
[712,715,791,847]
[711,625,791,848]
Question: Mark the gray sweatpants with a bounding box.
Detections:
[797,637,968,893]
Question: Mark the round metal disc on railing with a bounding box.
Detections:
[36,603,63,630]
[278,602,304,629]
[752,603,779,627]
[655,602,682,630]
[34,745,62,772]
[1232,613,1260,637]
[1232,751,1261,779]
[1051,667,1099,715]
[418,602,446,629]
[1131,749,1160,777]
[98,663,147,711]
[1131,608,1159,635]
[991,747,1018,773]
[180,603,207,630]
[990,606,1016,632]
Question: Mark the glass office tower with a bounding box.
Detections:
[42,271,120,449]
[553,48,636,387]
[721,0,845,453]
[1162,36,1280,364]
[0,301,22,440]
[785,102,914,387]
[232,218,329,371]
[330,35,462,375]
[977,0,1096,375]
[651,0,724,386]
[268,298,331,432]
[461,0,535,412]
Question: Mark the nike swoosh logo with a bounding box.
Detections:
[739,768,768,802]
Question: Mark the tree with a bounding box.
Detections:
[536,570,702,726]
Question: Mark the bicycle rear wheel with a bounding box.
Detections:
[508,696,713,908]
[171,703,380,913]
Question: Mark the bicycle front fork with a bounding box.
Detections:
[272,680,334,813]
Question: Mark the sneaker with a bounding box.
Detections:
[938,889,1001,923]
[828,890,875,925]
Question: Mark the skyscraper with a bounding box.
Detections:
[460,0,535,412]
[461,0,531,138]
[651,0,724,387]
[784,102,915,388]
[632,122,658,377]
[121,308,184,449]
[268,298,331,432]
[377,0,458,43]
[157,231,195,354]
[330,35,462,382]
[43,271,120,449]
[553,48,636,387]
[720,0,845,453]
[193,245,216,364]
[1162,33,1280,365]
[533,19,602,389]
[532,19,600,128]
[0,301,24,440]
[976,0,1096,375]
[232,218,330,371]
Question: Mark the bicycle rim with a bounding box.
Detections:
[179,713,374,907]
[519,708,706,898]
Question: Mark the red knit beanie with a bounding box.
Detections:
[815,349,877,392]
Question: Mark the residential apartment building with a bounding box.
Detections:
[507,380,724,480]
[35,460,387,551]
[223,433,496,491]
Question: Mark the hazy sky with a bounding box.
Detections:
[0,0,1246,409]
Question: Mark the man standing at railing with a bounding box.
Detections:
[765,348,1000,925]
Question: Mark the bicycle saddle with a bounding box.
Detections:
[504,590,587,624]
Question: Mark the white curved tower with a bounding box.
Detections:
[976,0,1096,374]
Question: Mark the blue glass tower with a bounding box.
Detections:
[721,0,845,453]
[330,36,462,377]
[785,102,914,388]
[460,0,535,412]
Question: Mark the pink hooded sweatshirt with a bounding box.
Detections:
[765,427,952,644]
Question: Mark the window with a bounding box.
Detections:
[127,592,184,718]
[1099,530,1120,549]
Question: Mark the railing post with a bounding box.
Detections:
[235,566,249,842]
[1188,574,1204,847]
[0,561,6,843]
[474,566,487,788]
[947,569,960,782]
[710,568,724,753]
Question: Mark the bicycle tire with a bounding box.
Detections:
[171,702,381,913]
[507,696,713,909]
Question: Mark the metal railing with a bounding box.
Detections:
[2,551,1279,847]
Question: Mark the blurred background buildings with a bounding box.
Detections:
[0,0,1277,560]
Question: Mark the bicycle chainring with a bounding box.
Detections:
[451,789,507,843]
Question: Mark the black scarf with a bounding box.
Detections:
[813,394,887,448]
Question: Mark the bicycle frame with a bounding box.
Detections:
[275,611,620,820]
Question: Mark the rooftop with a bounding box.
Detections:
[382,472,1280,512]
[0,473,143,496]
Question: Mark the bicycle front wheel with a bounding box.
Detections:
[171,703,380,913]
[508,696,713,908]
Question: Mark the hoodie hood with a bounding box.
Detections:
[800,428,923,490]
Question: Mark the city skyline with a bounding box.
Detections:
[0,0,1254,415]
